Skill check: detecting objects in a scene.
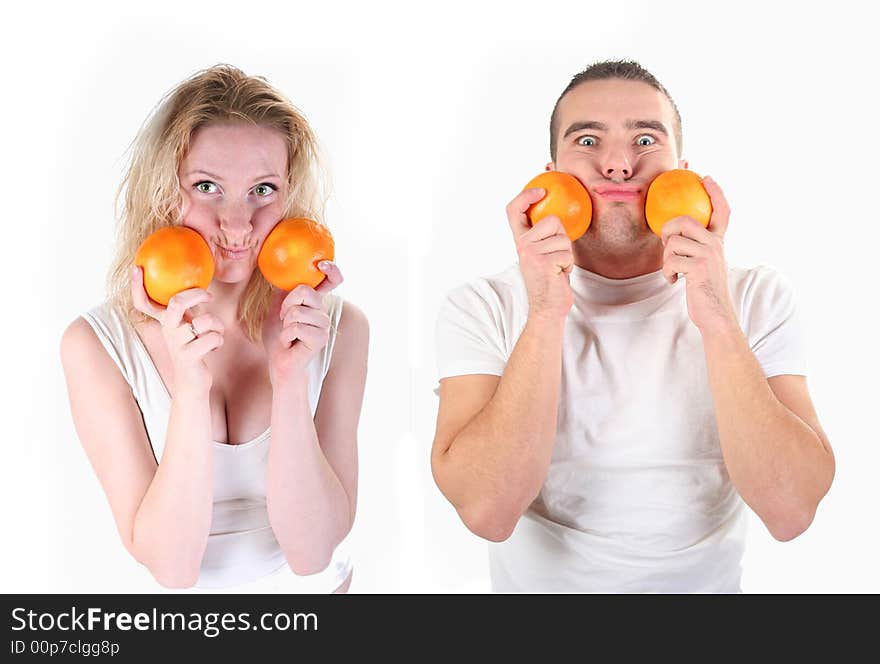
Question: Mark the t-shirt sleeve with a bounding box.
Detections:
[435,282,509,380]
[739,266,808,378]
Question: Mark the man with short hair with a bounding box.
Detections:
[431,60,835,592]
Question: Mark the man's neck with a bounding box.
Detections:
[572,242,664,280]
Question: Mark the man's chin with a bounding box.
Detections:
[587,212,651,245]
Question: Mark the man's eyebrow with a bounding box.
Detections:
[563,121,608,138]
[626,119,669,135]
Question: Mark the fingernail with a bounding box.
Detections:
[318,260,333,270]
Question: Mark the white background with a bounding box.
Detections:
[2,0,877,593]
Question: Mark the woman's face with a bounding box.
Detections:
[178,122,289,285]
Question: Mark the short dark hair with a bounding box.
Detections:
[549,60,682,161]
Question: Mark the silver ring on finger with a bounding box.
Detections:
[188,321,199,340]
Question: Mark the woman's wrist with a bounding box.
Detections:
[270,368,310,399]
[171,380,212,404]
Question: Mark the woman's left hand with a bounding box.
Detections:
[264,261,343,385]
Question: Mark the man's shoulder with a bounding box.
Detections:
[728,264,799,324]
[443,263,526,308]
[728,263,794,298]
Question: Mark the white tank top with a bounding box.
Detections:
[81,297,352,592]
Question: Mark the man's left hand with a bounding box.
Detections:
[660,176,738,334]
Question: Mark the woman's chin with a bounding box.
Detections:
[212,266,256,286]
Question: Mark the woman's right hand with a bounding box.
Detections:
[131,266,224,395]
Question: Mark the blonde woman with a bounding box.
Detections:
[60,65,367,592]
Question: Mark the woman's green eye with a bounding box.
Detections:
[254,184,276,196]
[196,182,217,193]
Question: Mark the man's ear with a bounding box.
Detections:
[545,162,555,172]
[679,158,689,170]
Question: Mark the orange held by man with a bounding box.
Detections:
[524,171,593,241]
[134,226,215,306]
[644,169,713,237]
[258,218,335,291]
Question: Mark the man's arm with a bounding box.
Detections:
[432,187,574,542]
[432,314,565,542]
[660,179,834,542]
[702,326,834,541]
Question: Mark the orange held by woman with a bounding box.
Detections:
[258,218,335,290]
[644,169,713,237]
[134,226,215,306]
[524,171,593,241]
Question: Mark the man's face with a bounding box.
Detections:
[552,79,684,251]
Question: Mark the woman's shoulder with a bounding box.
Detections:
[61,302,140,376]
[75,301,134,331]
[61,302,116,349]
[338,299,368,334]
[60,303,133,384]
[60,315,101,361]
[325,298,368,374]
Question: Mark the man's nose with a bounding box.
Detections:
[600,148,632,181]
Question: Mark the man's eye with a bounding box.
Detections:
[254,183,277,197]
[636,135,656,146]
[196,181,218,193]
[577,136,597,147]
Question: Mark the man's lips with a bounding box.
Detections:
[592,185,642,202]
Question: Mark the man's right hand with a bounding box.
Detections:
[506,187,574,321]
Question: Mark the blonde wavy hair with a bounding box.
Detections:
[107,64,327,341]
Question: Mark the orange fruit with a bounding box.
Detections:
[524,171,592,241]
[257,218,335,290]
[644,169,713,237]
[134,226,214,306]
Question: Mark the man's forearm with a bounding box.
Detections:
[266,376,352,576]
[436,314,565,539]
[701,322,834,540]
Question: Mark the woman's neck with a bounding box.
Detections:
[205,279,251,330]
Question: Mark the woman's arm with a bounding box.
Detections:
[61,317,214,588]
[265,299,368,575]
[61,274,223,588]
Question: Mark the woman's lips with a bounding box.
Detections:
[218,246,250,260]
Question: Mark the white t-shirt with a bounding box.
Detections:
[436,263,806,593]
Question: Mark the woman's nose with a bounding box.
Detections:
[218,200,253,237]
